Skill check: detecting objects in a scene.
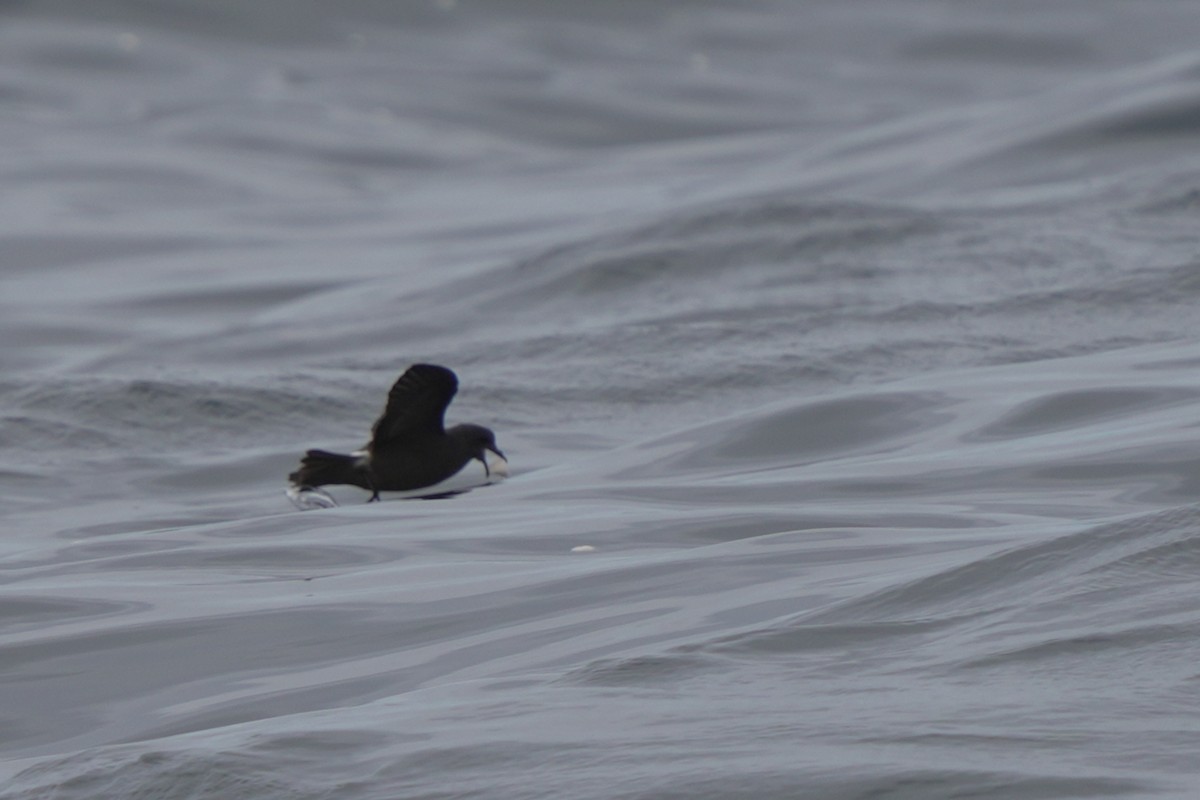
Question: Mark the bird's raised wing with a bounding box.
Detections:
[370,364,458,444]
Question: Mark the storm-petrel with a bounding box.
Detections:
[287,364,507,505]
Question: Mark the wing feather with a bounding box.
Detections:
[370,364,458,444]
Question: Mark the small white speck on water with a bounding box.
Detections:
[117,32,141,53]
[571,545,596,553]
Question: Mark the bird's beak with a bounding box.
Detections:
[477,446,508,479]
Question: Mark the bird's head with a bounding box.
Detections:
[450,423,508,478]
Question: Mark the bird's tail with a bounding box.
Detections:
[288,449,369,490]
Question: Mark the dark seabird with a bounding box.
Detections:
[287,364,507,507]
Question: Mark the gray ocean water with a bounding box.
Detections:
[4,1,1200,797]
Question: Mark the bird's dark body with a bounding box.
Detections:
[288,365,504,500]
[367,424,495,489]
